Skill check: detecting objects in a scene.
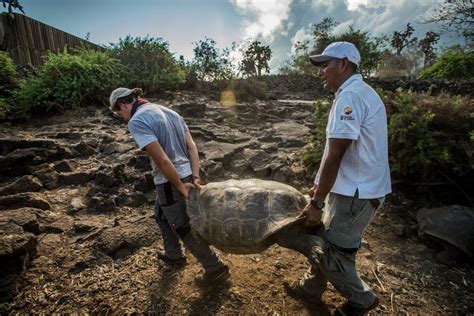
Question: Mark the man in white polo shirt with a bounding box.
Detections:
[285,42,391,315]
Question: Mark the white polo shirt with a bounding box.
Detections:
[314,74,391,199]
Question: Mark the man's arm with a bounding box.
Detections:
[185,131,201,187]
[302,138,352,226]
[145,141,193,198]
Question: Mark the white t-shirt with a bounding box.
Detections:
[128,103,192,185]
[315,74,391,199]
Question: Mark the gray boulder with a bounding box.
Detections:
[417,205,474,264]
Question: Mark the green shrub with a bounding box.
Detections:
[228,78,267,102]
[301,99,330,170]
[0,98,10,120]
[13,49,124,117]
[301,90,473,183]
[0,51,18,96]
[109,36,186,93]
[0,51,19,120]
[419,50,474,80]
[386,90,473,180]
[384,90,440,178]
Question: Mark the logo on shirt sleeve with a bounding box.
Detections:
[340,106,355,120]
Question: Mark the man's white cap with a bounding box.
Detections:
[309,41,361,67]
[109,87,133,108]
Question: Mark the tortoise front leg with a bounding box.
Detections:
[274,223,325,266]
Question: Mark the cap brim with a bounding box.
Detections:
[309,55,334,66]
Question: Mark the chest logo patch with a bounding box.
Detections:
[343,106,353,115]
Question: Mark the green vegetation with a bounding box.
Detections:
[302,90,474,183]
[191,37,235,81]
[13,49,123,117]
[0,51,19,119]
[190,38,274,81]
[229,78,267,102]
[283,17,387,77]
[1,9,472,122]
[240,41,272,77]
[109,36,186,92]
[420,49,474,80]
[281,16,470,79]
[420,1,473,42]
[301,99,330,170]
[1,0,24,14]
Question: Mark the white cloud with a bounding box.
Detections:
[229,0,293,41]
[231,0,455,73]
[333,19,354,35]
[353,0,441,35]
[290,27,312,54]
[346,0,368,11]
[310,0,341,12]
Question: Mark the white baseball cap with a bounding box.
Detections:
[309,41,361,67]
[109,87,133,108]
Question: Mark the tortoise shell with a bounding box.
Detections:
[187,179,307,254]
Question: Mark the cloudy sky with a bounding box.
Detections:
[2,0,462,72]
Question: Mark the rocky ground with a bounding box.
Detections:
[0,91,473,314]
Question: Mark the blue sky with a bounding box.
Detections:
[2,0,463,72]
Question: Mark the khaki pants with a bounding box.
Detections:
[154,176,224,273]
[299,192,384,308]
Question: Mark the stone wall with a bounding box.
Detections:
[194,75,473,100]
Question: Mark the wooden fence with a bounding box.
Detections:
[0,12,103,67]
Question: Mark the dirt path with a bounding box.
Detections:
[1,97,473,314]
[2,200,472,314]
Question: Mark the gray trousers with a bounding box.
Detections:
[154,176,224,273]
[299,191,384,308]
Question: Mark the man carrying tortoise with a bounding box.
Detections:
[286,42,391,315]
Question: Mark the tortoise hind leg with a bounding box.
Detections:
[274,224,325,266]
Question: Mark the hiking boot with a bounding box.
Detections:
[283,280,323,305]
[335,296,379,316]
[157,251,187,268]
[195,264,230,288]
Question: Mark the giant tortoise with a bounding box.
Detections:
[188,179,324,262]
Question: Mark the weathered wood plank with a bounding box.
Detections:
[3,13,103,67]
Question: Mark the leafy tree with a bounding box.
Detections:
[377,23,422,77]
[109,36,185,92]
[312,20,386,76]
[0,0,24,14]
[377,47,421,78]
[391,23,417,55]
[192,37,220,80]
[291,40,317,75]
[421,1,474,42]
[419,31,440,67]
[338,28,387,76]
[240,40,272,77]
[279,40,314,75]
[311,17,338,46]
[191,37,234,81]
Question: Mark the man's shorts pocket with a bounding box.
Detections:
[160,200,189,230]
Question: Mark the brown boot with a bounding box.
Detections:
[335,296,379,316]
[283,280,323,305]
[195,265,230,288]
[157,251,187,268]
